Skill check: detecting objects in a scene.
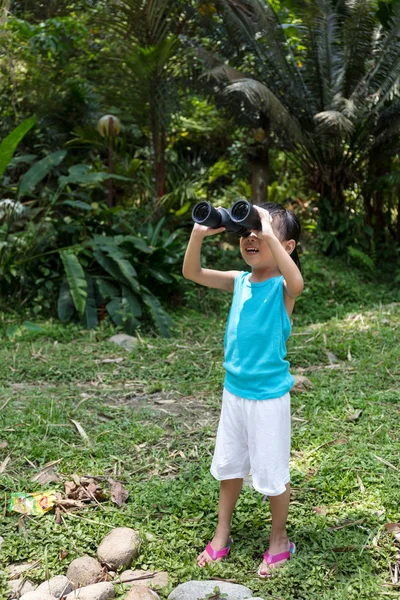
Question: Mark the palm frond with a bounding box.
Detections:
[224,78,304,143]
[342,0,376,98]
[314,110,355,136]
[215,0,313,119]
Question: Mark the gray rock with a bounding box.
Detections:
[20,593,56,600]
[8,579,36,596]
[97,527,140,570]
[168,581,252,600]
[125,587,160,600]
[64,582,115,600]
[119,570,168,589]
[108,334,138,351]
[35,575,72,598]
[66,556,103,588]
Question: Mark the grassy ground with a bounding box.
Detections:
[0,253,400,600]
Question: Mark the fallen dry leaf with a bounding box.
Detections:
[291,375,314,393]
[100,357,124,364]
[312,506,328,515]
[109,479,129,507]
[385,523,400,543]
[0,441,8,449]
[70,419,90,444]
[347,410,363,422]
[31,459,63,484]
[154,399,176,405]
[374,455,398,471]
[0,455,10,473]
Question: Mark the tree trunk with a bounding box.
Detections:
[248,125,270,205]
[397,193,400,246]
[250,154,268,205]
[150,99,167,216]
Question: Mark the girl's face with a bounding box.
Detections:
[239,232,275,268]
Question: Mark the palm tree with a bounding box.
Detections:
[99,0,193,209]
[206,0,400,249]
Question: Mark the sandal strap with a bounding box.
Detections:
[263,549,291,565]
[205,538,231,561]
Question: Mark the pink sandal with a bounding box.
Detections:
[199,537,232,565]
[258,541,296,577]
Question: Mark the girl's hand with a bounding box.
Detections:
[193,222,226,236]
[252,205,277,240]
[192,207,226,237]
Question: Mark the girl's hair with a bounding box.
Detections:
[259,202,301,271]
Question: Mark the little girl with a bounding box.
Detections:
[182,203,304,577]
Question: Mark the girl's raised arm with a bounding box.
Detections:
[182,224,239,292]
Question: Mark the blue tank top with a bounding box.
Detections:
[223,272,294,400]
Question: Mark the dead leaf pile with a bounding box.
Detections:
[64,475,107,505]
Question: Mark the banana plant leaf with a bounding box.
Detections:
[18,150,67,198]
[60,251,87,316]
[0,115,37,178]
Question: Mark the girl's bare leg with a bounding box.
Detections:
[258,483,291,575]
[197,478,243,567]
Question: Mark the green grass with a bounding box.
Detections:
[0,254,399,600]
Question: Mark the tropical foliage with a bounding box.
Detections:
[0,0,400,331]
[205,0,400,252]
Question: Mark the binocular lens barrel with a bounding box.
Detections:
[192,201,222,228]
[191,199,261,235]
[230,199,261,231]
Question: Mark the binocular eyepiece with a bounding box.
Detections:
[192,199,261,236]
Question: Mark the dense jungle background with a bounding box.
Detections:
[0,1,400,599]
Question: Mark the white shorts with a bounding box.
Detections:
[210,388,291,496]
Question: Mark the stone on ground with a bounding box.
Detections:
[168,581,252,600]
[125,586,160,600]
[64,582,115,600]
[119,570,168,589]
[66,556,103,588]
[35,575,72,597]
[97,527,140,570]
[20,592,57,600]
[8,578,35,596]
[108,334,138,351]
[8,579,36,596]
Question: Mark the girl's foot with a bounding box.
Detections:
[258,537,294,577]
[197,528,231,567]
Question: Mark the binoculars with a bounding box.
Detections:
[191,199,261,237]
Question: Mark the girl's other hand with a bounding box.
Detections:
[253,205,276,240]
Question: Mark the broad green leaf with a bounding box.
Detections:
[96,277,119,300]
[148,267,173,284]
[122,285,142,318]
[0,115,37,178]
[22,321,45,333]
[82,276,98,329]
[106,296,139,335]
[106,297,124,327]
[18,150,67,198]
[150,218,166,246]
[60,251,87,316]
[63,200,93,210]
[9,154,37,167]
[142,288,172,338]
[121,236,153,254]
[94,249,125,283]
[6,325,21,340]
[106,248,140,294]
[57,278,75,323]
